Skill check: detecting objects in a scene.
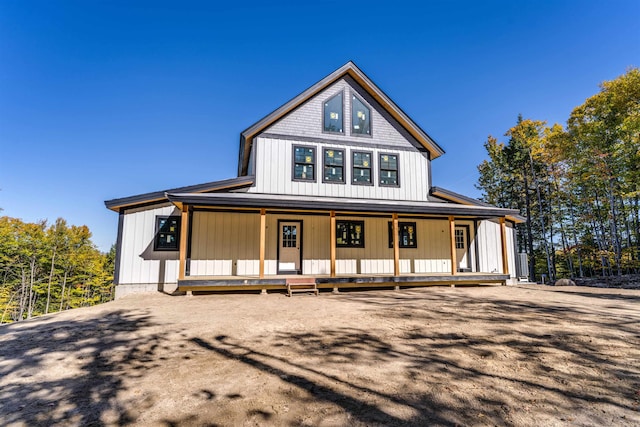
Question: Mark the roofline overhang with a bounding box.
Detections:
[104,176,255,212]
[238,61,445,176]
[165,193,521,219]
[430,186,526,223]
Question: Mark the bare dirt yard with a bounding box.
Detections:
[1,285,639,426]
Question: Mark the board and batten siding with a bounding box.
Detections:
[248,136,430,201]
[189,212,461,276]
[118,204,180,294]
[476,219,517,277]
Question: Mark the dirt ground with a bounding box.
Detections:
[1,285,639,427]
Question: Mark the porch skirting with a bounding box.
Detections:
[177,273,509,293]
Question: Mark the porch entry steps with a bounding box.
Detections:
[286,277,318,297]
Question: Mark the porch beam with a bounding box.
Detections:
[259,208,266,279]
[500,217,509,275]
[393,213,400,276]
[330,210,336,278]
[179,205,189,280]
[449,216,457,275]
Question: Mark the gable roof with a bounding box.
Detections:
[430,186,526,223]
[238,61,445,176]
[104,176,254,212]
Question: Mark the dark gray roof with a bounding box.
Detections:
[430,186,526,223]
[104,176,254,212]
[238,61,445,176]
[165,192,521,218]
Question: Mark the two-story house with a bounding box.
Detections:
[105,62,524,298]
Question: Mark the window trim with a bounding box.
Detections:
[322,147,346,184]
[379,152,400,187]
[350,92,372,137]
[322,91,344,135]
[336,220,365,248]
[154,215,181,251]
[291,145,317,182]
[351,150,374,186]
[388,221,417,249]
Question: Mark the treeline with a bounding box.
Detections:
[477,68,640,281]
[0,216,114,323]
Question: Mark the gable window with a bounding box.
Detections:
[352,151,373,185]
[155,216,180,251]
[323,148,345,183]
[351,94,371,135]
[336,220,365,248]
[379,153,399,187]
[323,92,344,134]
[388,221,417,248]
[292,145,316,181]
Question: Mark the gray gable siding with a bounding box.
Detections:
[263,76,425,152]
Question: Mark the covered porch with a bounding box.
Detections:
[167,192,521,294]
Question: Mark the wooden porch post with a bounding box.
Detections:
[259,208,266,279]
[449,216,457,275]
[178,205,189,280]
[500,217,509,275]
[393,213,400,276]
[330,211,336,278]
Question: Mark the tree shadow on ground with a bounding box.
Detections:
[0,310,164,426]
[186,287,640,426]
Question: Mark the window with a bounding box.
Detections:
[379,153,399,186]
[293,145,316,181]
[323,92,344,133]
[455,229,465,249]
[388,221,417,248]
[352,151,373,185]
[351,94,371,135]
[323,148,345,183]
[155,216,180,251]
[282,225,297,247]
[336,220,365,248]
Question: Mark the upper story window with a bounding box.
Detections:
[379,153,399,187]
[323,92,344,134]
[351,94,371,136]
[323,148,345,183]
[336,220,365,248]
[352,151,373,185]
[155,216,180,251]
[293,145,316,181]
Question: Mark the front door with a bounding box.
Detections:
[278,221,302,274]
[455,226,470,271]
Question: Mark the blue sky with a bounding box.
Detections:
[1,0,638,252]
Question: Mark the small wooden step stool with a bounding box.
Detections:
[286,278,318,297]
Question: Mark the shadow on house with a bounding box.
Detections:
[0,310,163,426]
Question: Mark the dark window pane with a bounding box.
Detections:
[324,93,343,133]
[155,216,180,251]
[353,168,371,183]
[336,220,365,247]
[352,95,371,135]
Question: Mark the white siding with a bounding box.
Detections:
[119,204,180,287]
[249,137,430,201]
[477,219,504,274]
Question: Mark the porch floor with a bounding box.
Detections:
[177,272,509,292]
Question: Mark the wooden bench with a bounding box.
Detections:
[286,278,318,297]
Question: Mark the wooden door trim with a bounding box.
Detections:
[276,219,303,275]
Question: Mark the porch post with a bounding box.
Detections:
[393,213,400,276]
[500,217,509,275]
[330,210,336,278]
[259,208,266,279]
[178,205,189,280]
[449,216,457,275]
